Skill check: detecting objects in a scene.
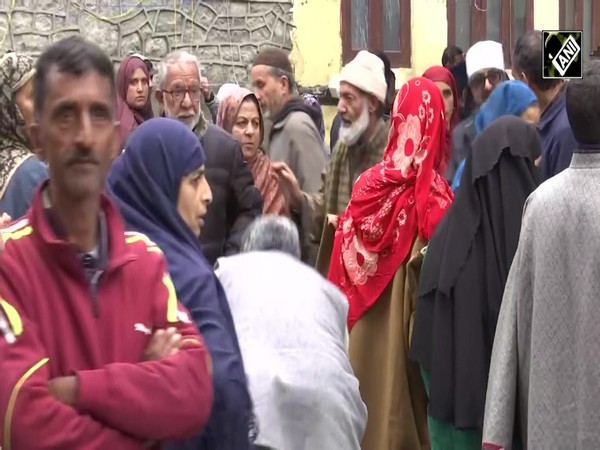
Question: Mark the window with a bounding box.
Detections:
[341,0,411,67]
[559,0,600,61]
[447,0,534,66]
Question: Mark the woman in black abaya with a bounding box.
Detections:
[409,115,541,449]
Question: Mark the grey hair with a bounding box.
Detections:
[241,215,301,258]
[155,50,201,89]
[268,66,296,93]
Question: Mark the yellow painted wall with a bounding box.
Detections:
[291,0,448,143]
[291,0,559,144]
[290,0,343,86]
[291,0,560,87]
[394,0,447,85]
[534,0,559,30]
[290,0,344,143]
[291,0,447,87]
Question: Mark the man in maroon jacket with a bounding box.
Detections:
[0,36,213,449]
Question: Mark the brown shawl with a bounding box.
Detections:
[217,87,289,216]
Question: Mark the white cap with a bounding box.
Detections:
[339,51,387,104]
[466,40,505,78]
[328,74,341,99]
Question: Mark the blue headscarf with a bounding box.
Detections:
[107,118,253,450]
[474,80,537,134]
[452,80,538,189]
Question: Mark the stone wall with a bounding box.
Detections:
[0,0,293,85]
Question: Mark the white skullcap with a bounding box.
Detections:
[329,74,341,99]
[466,40,505,78]
[339,51,387,103]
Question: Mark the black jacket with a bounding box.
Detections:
[446,115,477,182]
[200,124,263,265]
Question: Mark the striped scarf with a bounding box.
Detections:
[324,118,389,215]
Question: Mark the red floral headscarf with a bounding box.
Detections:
[327,77,454,330]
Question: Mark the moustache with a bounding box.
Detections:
[66,152,99,166]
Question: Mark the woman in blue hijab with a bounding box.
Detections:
[452,80,539,189]
[107,118,254,450]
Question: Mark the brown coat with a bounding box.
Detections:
[317,227,430,450]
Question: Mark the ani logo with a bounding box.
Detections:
[542,30,583,79]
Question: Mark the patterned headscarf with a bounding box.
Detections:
[301,93,326,141]
[328,77,454,330]
[216,87,289,216]
[0,52,35,199]
[217,87,264,149]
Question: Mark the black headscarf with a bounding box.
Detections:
[409,115,541,431]
[450,61,469,119]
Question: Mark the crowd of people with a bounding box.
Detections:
[0,27,597,450]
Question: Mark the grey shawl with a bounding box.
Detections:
[483,153,600,449]
[215,251,366,450]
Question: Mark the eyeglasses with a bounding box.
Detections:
[469,69,506,89]
[162,87,202,103]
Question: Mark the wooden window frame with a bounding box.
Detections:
[559,0,600,57]
[447,0,534,66]
[341,0,411,67]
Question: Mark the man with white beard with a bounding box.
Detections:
[155,51,263,265]
[273,51,389,265]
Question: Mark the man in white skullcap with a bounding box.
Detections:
[272,50,390,265]
[447,40,509,181]
[465,40,507,104]
[336,50,389,148]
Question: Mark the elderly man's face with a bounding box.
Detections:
[337,81,371,146]
[157,61,202,129]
